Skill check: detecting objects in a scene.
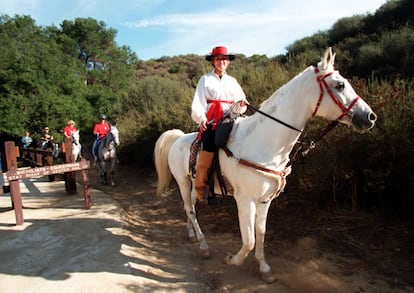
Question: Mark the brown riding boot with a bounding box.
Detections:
[194,151,215,201]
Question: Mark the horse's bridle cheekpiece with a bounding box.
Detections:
[312,68,360,120]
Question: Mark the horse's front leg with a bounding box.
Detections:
[109,153,117,187]
[225,196,256,266]
[110,169,115,187]
[99,161,107,185]
[255,201,277,283]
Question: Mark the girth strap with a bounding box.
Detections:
[222,146,289,178]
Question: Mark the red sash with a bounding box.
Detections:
[206,99,233,129]
[197,99,233,140]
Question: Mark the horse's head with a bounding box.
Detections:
[108,125,120,147]
[312,47,377,133]
[71,130,80,145]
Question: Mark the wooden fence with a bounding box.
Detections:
[3,139,91,225]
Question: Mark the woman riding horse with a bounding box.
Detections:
[191,46,249,202]
[154,47,377,283]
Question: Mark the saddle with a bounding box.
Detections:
[189,118,235,201]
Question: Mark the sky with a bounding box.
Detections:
[1,0,388,61]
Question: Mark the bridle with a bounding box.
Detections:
[104,132,114,149]
[250,68,361,152]
[227,67,362,177]
[312,68,360,120]
[71,132,79,146]
[104,128,119,151]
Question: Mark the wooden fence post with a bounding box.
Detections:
[81,160,92,209]
[0,152,3,195]
[4,141,24,225]
[45,147,55,182]
[64,139,77,194]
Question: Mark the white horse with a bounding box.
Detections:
[71,130,82,161]
[153,48,377,283]
[97,125,120,186]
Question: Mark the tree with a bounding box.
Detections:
[0,15,136,140]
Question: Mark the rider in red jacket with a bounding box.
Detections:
[92,114,110,164]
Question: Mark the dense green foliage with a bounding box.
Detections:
[286,0,414,79]
[0,0,413,218]
[0,15,136,142]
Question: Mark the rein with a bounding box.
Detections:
[220,67,362,180]
[211,67,360,196]
[245,67,360,160]
[247,104,303,133]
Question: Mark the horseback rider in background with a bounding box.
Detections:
[92,114,110,165]
[63,120,78,142]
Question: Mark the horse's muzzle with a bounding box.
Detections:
[352,109,377,133]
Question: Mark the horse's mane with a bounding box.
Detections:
[258,48,336,114]
[259,65,315,112]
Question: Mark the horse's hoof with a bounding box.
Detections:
[260,270,277,284]
[223,252,233,264]
[198,248,210,259]
[188,235,198,243]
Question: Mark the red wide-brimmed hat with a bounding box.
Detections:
[205,46,235,61]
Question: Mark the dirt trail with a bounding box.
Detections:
[89,164,413,293]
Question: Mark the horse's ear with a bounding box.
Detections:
[331,52,336,65]
[319,47,335,71]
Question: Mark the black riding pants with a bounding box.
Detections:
[201,126,218,153]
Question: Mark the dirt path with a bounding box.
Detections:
[89,164,414,293]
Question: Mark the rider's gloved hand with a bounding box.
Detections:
[239,99,249,107]
[199,119,208,132]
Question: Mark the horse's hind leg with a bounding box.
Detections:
[177,177,210,258]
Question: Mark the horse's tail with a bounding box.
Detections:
[154,129,185,196]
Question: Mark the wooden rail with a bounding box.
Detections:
[3,140,91,226]
[20,147,55,181]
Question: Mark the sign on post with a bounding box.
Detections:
[6,161,90,181]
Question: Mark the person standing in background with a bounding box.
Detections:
[21,131,33,148]
[40,127,53,149]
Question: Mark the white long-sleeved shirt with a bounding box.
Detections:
[191,70,247,125]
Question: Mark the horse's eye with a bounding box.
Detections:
[335,82,345,90]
